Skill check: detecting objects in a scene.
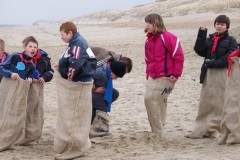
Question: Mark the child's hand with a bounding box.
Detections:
[38,77,45,84]
[168,75,178,83]
[27,78,33,83]
[199,26,207,30]
[11,73,19,80]
[93,87,106,94]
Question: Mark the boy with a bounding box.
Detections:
[0,36,38,82]
[0,36,38,151]
[90,61,126,138]
[185,15,238,139]
[17,36,54,145]
[91,46,133,73]
[54,21,96,160]
[0,39,9,82]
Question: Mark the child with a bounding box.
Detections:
[91,46,133,73]
[185,15,238,139]
[0,36,38,151]
[0,36,38,82]
[0,39,9,82]
[144,13,184,139]
[54,21,96,160]
[90,61,126,138]
[217,49,240,145]
[17,36,54,145]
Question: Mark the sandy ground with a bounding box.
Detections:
[0,12,240,160]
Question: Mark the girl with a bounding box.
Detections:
[144,13,184,138]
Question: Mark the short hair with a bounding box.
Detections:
[59,21,77,34]
[22,36,38,47]
[118,56,133,73]
[0,39,5,50]
[214,15,230,29]
[144,13,166,34]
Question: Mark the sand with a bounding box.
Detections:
[0,11,240,160]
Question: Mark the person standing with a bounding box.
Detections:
[54,21,96,160]
[185,15,238,139]
[144,13,184,139]
[0,39,9,82]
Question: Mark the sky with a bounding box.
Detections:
[0,0,155,25]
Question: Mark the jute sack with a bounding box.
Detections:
[90,110,111,138]
[186,68,227,139]
[17,82,44,145]
[219,57,240,145]
[54,71,92,160]
[0,77,30,151]
[144,77,175,138]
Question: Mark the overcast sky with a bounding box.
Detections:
[0,0,155,25]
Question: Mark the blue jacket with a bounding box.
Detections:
[0,52,9,82]
[0,52,36,80]
[59,32,97,82]
[92,63,108,88]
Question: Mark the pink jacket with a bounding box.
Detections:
[145,31,184,79]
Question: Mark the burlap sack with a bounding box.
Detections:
[54,71,92,160]
[0,77,30,151]
[90,110,111,138]
[144,77,175,138]
[219,57,240,145]
[17,83,44,145]
[186,68,227,139]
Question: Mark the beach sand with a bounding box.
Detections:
[0,11,240,160]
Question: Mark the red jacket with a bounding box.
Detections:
[145,31,184,79]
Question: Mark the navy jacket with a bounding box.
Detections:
[0,52,36,80]
[59,32,97,82]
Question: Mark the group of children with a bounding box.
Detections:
[0,36,54,151]
[0,13,239,159]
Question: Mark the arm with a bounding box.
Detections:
[205,37,239,68]
[193,27,208,57]
[40,56,54,82]
[67,45,88,80]
[0,54,14,78]
[92,66,106,93]
[164,33,184,79]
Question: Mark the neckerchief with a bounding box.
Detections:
[0,52,7,64]
[227,49,240,76]
[211,33,224,56]
[20,52,33,63]
[32,49,42,65]
[104,66,113,112]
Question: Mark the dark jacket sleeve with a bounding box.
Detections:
[194,28,208,57]
[41,56,54,82]
[0,55,14,78]
[205,37,239,68]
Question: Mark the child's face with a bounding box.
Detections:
[110,72,118,80]
[145,22,154,34]
[60,31,73,43]
[214,22,227,34]
[24,42,38,58]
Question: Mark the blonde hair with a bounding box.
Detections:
[0,39,5,50]
[144,13,166,34]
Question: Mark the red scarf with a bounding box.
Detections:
[20,52,33,63]
[32,49,42,65]
[0,52,7,64]
[227,49,240,76]
[211,33,223,55]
